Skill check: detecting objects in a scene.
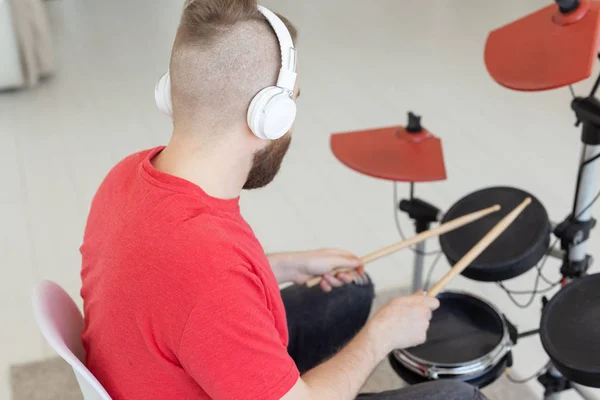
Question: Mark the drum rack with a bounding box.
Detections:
[553,87,600,278]
[534,69,600,400]
[396,183,440,292]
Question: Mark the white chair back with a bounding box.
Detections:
[32,280,111,400]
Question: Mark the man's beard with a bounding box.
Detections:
[243,135,292,190]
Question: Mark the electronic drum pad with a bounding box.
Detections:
[439,187,551,282]
[541,273,600,388]
[390,292,512,388]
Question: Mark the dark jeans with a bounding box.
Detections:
[281,278,487,400]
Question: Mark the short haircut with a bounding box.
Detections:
[169,0,297,135]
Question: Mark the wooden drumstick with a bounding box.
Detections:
[426,197,532,297]
[305,204,501,288]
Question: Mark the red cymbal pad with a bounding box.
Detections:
[485,1,600,91]
[330,126,447,182]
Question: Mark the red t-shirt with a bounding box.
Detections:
[80,147,299,400]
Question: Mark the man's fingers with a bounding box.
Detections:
[409,295,440,310]
[354,273,370,286]
[319,280,332,292]
[323,274,344,288]
[423,297,440,310]
[336,272,355,284]
[399,292,440,311]
[318,272,358,292]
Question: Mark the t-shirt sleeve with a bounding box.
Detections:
[177,265,299,400]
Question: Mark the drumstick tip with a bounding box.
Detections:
[492,204,501,212]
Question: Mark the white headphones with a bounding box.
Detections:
[154,5,297,140]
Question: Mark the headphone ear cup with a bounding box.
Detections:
[248,87,279,139]
[248,86,296,140]
[155,73,173,117]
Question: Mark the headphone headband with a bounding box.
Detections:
[257,5,297,93]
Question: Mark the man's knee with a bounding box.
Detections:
[415,380,486,400]
[334,274,375,317]
[360,380,486,400]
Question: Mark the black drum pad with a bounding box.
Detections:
[541,274,600,388]
[406,292,504,364]
[440,187,550,282]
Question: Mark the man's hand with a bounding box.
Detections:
[367,291,440,351]
[267,248,365,292]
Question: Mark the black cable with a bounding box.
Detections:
[570,143,600,216]
[537,260,559,287]
[498,275,543,309]
[424,252,444,291]
[506,361,551,384]
[574,187,600,219]
[535,238,562,287]
[581,150,600,169]
[569,75,600,213]
[531,239,561,287]
[496,239,561,308]
[498,279,560,297]
[571,146,600,215]
[393,183,441,256]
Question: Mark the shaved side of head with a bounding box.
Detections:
[169,0,297,138]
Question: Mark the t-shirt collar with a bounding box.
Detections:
[141,146,241,213]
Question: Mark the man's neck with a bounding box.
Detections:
[152,132,252,200]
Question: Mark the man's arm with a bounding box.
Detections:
[282,325,382,400]
[267,249,363,291]
[267,252,301,283]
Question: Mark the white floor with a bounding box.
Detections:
[1,0,599,399]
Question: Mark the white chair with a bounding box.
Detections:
[32,280,112,400]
